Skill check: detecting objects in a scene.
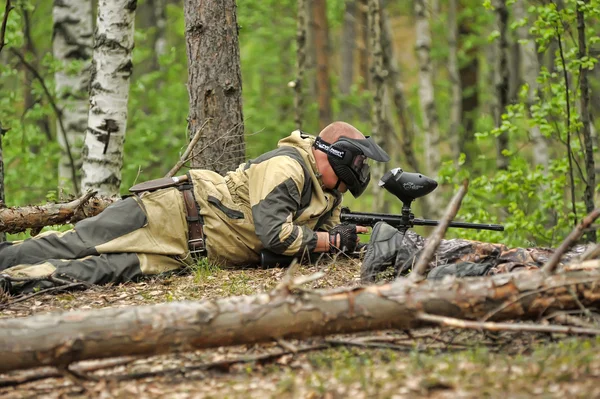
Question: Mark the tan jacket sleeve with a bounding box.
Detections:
[317,201,342,231]
[247,156,318,255]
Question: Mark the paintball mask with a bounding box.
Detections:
[314,136,390,197]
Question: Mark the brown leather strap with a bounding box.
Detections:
[180,187,205,253]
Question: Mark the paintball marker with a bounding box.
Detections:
[260,168,504,268]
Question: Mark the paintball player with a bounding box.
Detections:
[0,121,389,294]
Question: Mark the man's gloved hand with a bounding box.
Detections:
[329,224,359,254]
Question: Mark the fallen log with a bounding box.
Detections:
[1,265,599,373]
[0,192,116,234]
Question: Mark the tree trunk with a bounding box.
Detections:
[2,268,600,373]
[448,0,462,162]
[458,22,479,163]
[414,0,440,217]
[358,0,369,92]
[368,0,387,212]
[339,0,356,121]
[294,0,308,130]
[380,9,420,173]
[494,0,509,170]
[153,0,167,63]
[21,8,53,146]
[577,0,596,243]
[0,195,117,235]
[513,0,548,171]
[184,0,245,174]
[52,0,94,196]
[81,0,136,196]
[312,0,332,130]
[0,131,5,242]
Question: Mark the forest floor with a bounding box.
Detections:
[1,259,599,399]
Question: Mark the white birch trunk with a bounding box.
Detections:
[514,0,548,171]
[52,0,93,196]
[368,0,387,212]
[414,0,440,216]
[154,0,167,59]
[80,0,136,196]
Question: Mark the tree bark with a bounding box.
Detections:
[1,267,600,373]
[368,0,388,212]
[358,0,369,92]
[312,0,332,130]
[513,0,548,171]
[81,0,136,196]
[0,130,4,242]
[577,1,596,243]
[339,0,356,121]
[493,0,509,170]
[52,0,94,196]
[184,0,245,175]
[380,8,420,173]
[448,0,462,162]
[458,20,479,163]
[414,0,440,217]
[294,0,308,130]
[0,195,117,235]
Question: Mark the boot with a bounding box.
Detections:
[361,222,407,283]
[0,274,13,297]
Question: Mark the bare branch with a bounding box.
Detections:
[542,208,600,274]
[0,0,13,54]
[10,48,79,194]
[409,179,469,281]
[418,312,600,336]
[165,120,210,177]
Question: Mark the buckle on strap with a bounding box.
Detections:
[180,186,206,255]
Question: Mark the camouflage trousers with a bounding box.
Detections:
[0,189,191,294]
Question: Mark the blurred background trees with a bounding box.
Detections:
[0,0,597,246]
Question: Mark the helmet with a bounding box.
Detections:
[314,135,390,197]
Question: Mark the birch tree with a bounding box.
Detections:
[52,0,93,195]
[414,0,440,215]
[513,0,548,171]
[368,0,387,211]
[312,0,332,130]
[184,0,245,174]
[80,0,136,196]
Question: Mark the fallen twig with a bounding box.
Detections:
[419,312,600,336]
[0,357,137,388]
[0,282,87,310]
[542,208,600,274]
[107,344,328,381]
[409,179,469,281]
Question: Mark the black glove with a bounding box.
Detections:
[329,224,358,254]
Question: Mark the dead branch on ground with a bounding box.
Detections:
[2,267,600,373]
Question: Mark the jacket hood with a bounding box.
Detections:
[277,130,323,185]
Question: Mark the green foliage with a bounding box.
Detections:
[1,0,598,249]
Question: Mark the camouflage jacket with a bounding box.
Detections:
[190,131,343,266]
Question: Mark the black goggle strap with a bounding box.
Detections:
[314,137,346,159]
